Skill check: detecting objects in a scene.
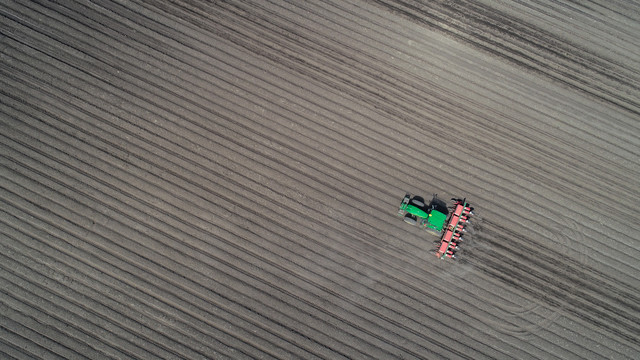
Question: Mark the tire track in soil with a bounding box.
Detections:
[466,221,640,348]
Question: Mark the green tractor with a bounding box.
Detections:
[397,193,474,259]
[397,194,449,236]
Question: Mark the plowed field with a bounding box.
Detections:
[1,1,639,359]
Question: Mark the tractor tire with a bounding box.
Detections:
[411,196,425,208]
[403,214,418,226]
[430,197,448,214]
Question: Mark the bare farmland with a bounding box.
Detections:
[1,1,639,359]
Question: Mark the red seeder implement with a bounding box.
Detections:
[436,198,474,259]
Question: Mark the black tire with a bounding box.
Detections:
[403,214,418,226]
[430,197,448,214]
[411,196,425,208]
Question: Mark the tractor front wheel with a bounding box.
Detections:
[403,214,418,226]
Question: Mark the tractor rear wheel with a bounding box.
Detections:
[430,197,448,214]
